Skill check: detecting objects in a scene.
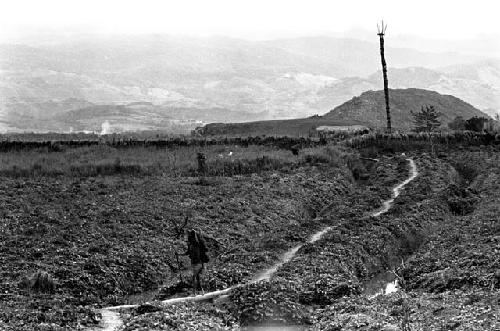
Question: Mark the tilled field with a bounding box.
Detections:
[225,153,459,328]
[117,147,500,331]
[310,149,500,331]
[117,155,414,330]
[3,146,498,331]
[0,145,407,330]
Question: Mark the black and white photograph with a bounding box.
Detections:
[0,0,499,330]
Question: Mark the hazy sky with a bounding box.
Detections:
[1,0,499,42]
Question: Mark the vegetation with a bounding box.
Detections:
[324,88,486,130]
[464,116,490,132]
[1,133,499,330]
[120,145,500,330]
[345,131,499,154]
[448,116,467,130]
[0,142,328,178]
[411,105,441,132]
[19,271,56,294]
[0,140,368,329]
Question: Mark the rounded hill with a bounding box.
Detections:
[324,88,489,129]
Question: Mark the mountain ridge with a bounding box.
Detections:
[0,35,498,132]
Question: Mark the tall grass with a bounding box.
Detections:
[0,144,348,178]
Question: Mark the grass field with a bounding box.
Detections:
[0,143,345,178]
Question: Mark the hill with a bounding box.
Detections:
[315,64,500,115]
[324,88,489,130]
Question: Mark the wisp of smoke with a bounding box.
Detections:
[101,121,111,135]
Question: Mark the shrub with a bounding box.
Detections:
[465,116,489,132]
[344,154,366,180]
[303,153,330,165]
[19,271,56,294]
[452,161,480,184]
[448,116,466,131]
[445,184,479,216]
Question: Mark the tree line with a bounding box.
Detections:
[411,105,498,133]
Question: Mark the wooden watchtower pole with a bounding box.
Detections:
[377,20,392,133]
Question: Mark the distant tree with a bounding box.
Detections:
[464,116,488,132]
[495,113,499,122]
[411,105,441,132]
[448,116,466,131]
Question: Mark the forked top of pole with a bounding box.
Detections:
[377,20,388,36]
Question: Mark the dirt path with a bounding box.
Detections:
[91,157,419,331]
[372,157,418,217]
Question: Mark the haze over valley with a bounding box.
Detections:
[1,34,499,133]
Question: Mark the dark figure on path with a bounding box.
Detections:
[197,153,207,176]
[185,229,209,294]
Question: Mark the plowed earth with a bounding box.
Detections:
[119,148,500,331]
[0,148,404,330]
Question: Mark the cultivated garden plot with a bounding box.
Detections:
[1,141,499,331]
[0,143,397,329]
[114,146,500,331]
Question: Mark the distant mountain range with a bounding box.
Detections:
[0,35,498,132]
[324,88,488,130]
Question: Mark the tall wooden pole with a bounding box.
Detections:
[378,21,392,133]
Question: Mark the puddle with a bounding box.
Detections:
[88,309,123,331]
[363,270,399,298]
[365,157,419,296]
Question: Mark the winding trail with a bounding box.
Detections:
[372,157,418,217]
[91,157,419,331]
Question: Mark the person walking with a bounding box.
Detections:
[185,229,209,294]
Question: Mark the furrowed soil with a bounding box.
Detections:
[2,145,499,331]
[306,148,500,331]
[116,147,500,331]
[0,145,407,330]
